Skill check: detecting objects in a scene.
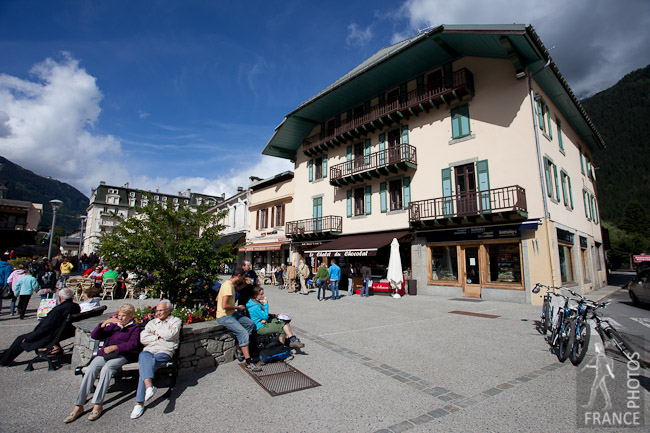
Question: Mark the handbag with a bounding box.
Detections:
[1,285,12,299]
[103,351,123,361]
[37,298,57,319]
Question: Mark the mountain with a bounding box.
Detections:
[0,156,89,233]
[582,64,650,222]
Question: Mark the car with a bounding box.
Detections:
[628,268,650,306]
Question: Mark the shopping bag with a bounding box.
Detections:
[37,298,57,319]
[1,285,12,299]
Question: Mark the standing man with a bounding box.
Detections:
[130,299,182,419]
[298,260,310,295]
[59,258,74,286]
[328,259,341,300]
[217,268,261,372]
[237,260,258,307]
[286,262,297,293]
[346,263,355,296]
[360,264,372,297]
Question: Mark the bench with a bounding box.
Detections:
[74,323,182,398]
[25,306,108,372]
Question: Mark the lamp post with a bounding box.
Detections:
[47,199,63,260]
[78,215,87,259]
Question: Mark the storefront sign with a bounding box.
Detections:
[424,224,522,243]
[307,249,376,258]
[633,254,650,263]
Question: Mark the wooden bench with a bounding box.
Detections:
[25,306,108,372]
[74,323,182,398]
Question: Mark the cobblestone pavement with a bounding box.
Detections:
[0,282,647,432]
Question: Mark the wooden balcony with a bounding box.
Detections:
[329,144,417,186]
[286,216,342,239]
[409,185,527,228]
[302,68,474,156]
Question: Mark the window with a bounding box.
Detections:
[451,104,471,139]
[315,157,323,179]
[389,179,403,211]
[141,198,149,207]
[558,243,574,283]
[128,198,136,207]
[486,243,522,284]
[579,146,585,174]
[557,118,564,152]
[430,245,458,282]
[560,170,573,209]
[354,187,365,216]
[129,191,136,197]
[582,245,591,283]
[273,204,285,227]
[543,157,559,201]
[256,208,268,229]
[309,155,327,181]
[536,96,550,137]
[108,188,118,194]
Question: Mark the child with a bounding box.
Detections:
[79,287,102,313]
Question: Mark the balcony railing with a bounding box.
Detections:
[409,186,527,223]
[302,68,474,155]
[330,143,417,186]
[286,216,342,237]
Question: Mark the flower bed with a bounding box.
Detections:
[135,304,217,325]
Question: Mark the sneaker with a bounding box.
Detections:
[289,340,305,349]
[245,362,262,372]
[130,405,144,419]
[144,386,157,402]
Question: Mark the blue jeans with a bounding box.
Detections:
[330,280,339,299]
[361,279,370,297]
[217,312,255,347]
[317,280,327,299]
[135,351,171,403]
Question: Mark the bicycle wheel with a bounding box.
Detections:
[550,310,563,345]
[570,318,591,366]
[541,298,550,335]
[605,327,636,363]
[556,317,572,362]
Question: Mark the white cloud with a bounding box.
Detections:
[346,23,374,48]
[138,110,150,119]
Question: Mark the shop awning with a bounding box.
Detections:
[305,230,410,258]
[238,240,288,252]
[214,232,247,249]
[518,219,541,231]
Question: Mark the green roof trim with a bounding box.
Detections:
[263,24,605,160]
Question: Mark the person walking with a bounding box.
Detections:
[360,264,372,297]
[328,259,341,300]
[316,262,329,301]
[286,262,297,293]
[298,260,310,295]
[14,269,40,319]
[7,263,28,316]
[346,263,355,296]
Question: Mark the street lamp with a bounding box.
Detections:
[47,199,63,260]
[78,215,87,259]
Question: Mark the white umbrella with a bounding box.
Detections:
[387,238,403,298]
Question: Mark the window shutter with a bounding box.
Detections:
[579,147,584,173]
[552,164,560,200]
[308,159,313,182]
[403,176,411,209]
[476,160,490,211]
[379,133,386,166]
[561,173,568,206]
[346,145,352,161]
[346,190,352,217]
[558,121,564,150]
[271,207,275,227]
[593,198,599,224]
[380,182,387,213]
[323,154,328,178]
[401,125,409,144]
[256,210,260,229]
[567,176,574,209]
[365,185,372,215]
[543,158,552,198]
[459,105,470,137]
[536,99,544,130]
[442,168,453,215]
[583,190,589,219]
[364,139,371,165]
[281,204,285,226]
[547,111,553,139]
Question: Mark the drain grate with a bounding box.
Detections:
[449,310,500,319]
[239,362,321,396]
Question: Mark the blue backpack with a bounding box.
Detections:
[259,343,292,364]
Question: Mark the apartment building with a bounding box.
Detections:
[83,182,223,254]
[263,24,605,304]
[205,186,250,264]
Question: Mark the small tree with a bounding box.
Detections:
[97,196,236,303]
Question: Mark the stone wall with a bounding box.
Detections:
[72,317,237,376]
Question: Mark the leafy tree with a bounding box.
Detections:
[620,200,650,237]
[97,196,235,303]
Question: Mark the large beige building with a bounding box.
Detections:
[263,24,605,304]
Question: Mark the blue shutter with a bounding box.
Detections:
[451,105,470,138]
[380,182,387,213]
[567,176,574,209]
[378,133,386,166]
[308,159,313,182]
[583,190,589,219]
[543,158,552,197]
[364,139,371,166]
[403,176,411,209]
[593,197,599,224]
[365,185,371,215]
[401,125,409,144]
[346,190,352,217]
[579,147,584,173]
[476,160,490,211]
[536,99,544,130]
[561,172,568,206]
[558,121,564,151]
[547,111,553,139]
[552,164,560,200]
[323,154,327,178]
[442,168,453,215]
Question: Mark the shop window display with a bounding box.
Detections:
[430,246,458,282]
[486,243,521,284]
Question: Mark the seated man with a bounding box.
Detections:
[0,288,80,366]
[130,299,182,419]
[217,268,261,372]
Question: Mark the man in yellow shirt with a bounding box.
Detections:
[59,258,74,286]
[216,267,261,372]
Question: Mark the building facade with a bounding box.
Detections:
[83,182,223,254]
[205,186,250,265]
[263,24,605,304]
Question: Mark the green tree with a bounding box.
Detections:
[620,200,650,237]
[97,196,235,303]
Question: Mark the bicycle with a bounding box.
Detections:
[533,283,565,336]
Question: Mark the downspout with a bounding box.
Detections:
[527,59,557,286]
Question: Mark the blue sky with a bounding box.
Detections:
[1,0,649,198]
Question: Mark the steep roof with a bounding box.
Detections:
[263,24,605,160]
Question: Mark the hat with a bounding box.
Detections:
[277,313,292,322]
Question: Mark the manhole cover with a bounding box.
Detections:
[239,362,321,396]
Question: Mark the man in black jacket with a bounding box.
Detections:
[0,288,80,366]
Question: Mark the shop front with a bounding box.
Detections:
[238,239,290,273]
[415,223,531,301]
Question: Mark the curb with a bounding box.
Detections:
[589,286,621,302]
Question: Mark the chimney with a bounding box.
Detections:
[237,186,244,192]
[124,182,129,188]
[185,188,191,197]
[100,181,106,185]
[222,193,225,199]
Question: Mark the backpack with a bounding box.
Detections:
[259,343,292,364]
[254,332,281,350]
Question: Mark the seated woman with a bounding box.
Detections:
[79,287,102,313]
[63,304,141,423]
[245,287,304,349]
